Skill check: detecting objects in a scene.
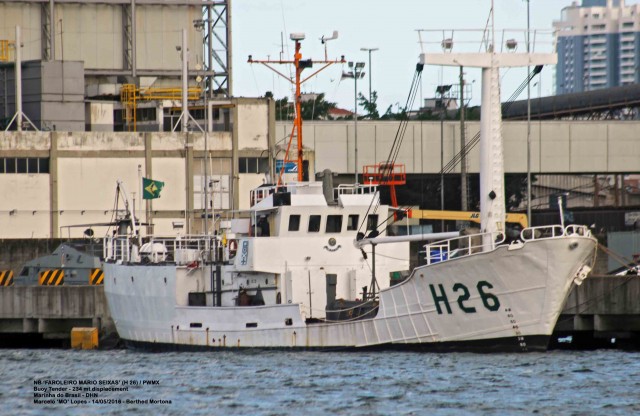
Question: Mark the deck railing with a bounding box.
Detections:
[520,225,564,241]
[423,224,592,265]
[424,231,505,265]
[104,237,131,262]
[335,183,378,197]
[104,235,220,264]
[520,224,591,242]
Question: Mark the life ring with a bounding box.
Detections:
[228,240,238,258]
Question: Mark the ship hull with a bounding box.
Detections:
[104,234,596,352]
[122,335,551,353]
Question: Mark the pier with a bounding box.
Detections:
[0,286,115,348]
[552,275,640,349]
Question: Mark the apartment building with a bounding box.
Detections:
[555,0,640,94]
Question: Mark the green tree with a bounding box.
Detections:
[414,109,441,121]
[265,91,294,121]
[266,92,337,121]
[380,103,407,120]
[357,91,380,120]
[300,93,337,120]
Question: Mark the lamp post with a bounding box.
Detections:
[360,47,378,103]
[194,20,211,234]
[459,67,468,212]
[436,84,452,230]
[190,75,211,234]
[435,35,454,226]
[342,61,366,183]
[526,0,532,226]
[203,91,210,234]
[180,28,189,133]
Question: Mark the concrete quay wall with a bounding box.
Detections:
[558,275,640,337]
[0,286,115,347]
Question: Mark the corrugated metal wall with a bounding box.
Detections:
[0,2,203,73]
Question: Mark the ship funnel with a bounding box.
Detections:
[319,169,336,204]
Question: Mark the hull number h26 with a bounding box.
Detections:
[429,281,500,314]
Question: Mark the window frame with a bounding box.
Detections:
[325,215,343,233]
[347,214,359,231]
[308,215,321,233]
[288,214,301,232]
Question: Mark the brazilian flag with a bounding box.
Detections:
[143,177,165,200]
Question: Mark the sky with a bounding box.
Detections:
[229,0,630,112]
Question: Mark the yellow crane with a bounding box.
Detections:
[407,209,528,229]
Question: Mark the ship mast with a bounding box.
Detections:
[249,33,344,184]
[420,2,556,246]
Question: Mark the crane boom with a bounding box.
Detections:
[407,209,528,228]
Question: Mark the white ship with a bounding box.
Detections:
[103,12,598,352]
[103,181,595,352]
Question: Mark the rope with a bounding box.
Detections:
[559,273,637,316]
[370,252,412,262]
[598,242,639,272]
[557,242,637,320]
[357,64,424,236]
[323,300,380,323]
[322,307,379,323]
[104,185,120,238]
[382,66,424,182]
[441,65,543,175]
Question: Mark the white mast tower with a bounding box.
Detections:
[420,2,556,246]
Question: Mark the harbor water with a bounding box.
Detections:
[3,348,639,415]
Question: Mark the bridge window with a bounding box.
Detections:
[326,215,343,233]
[288,215,301,231]
[347,214,359,231]
[308,215,321,232]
